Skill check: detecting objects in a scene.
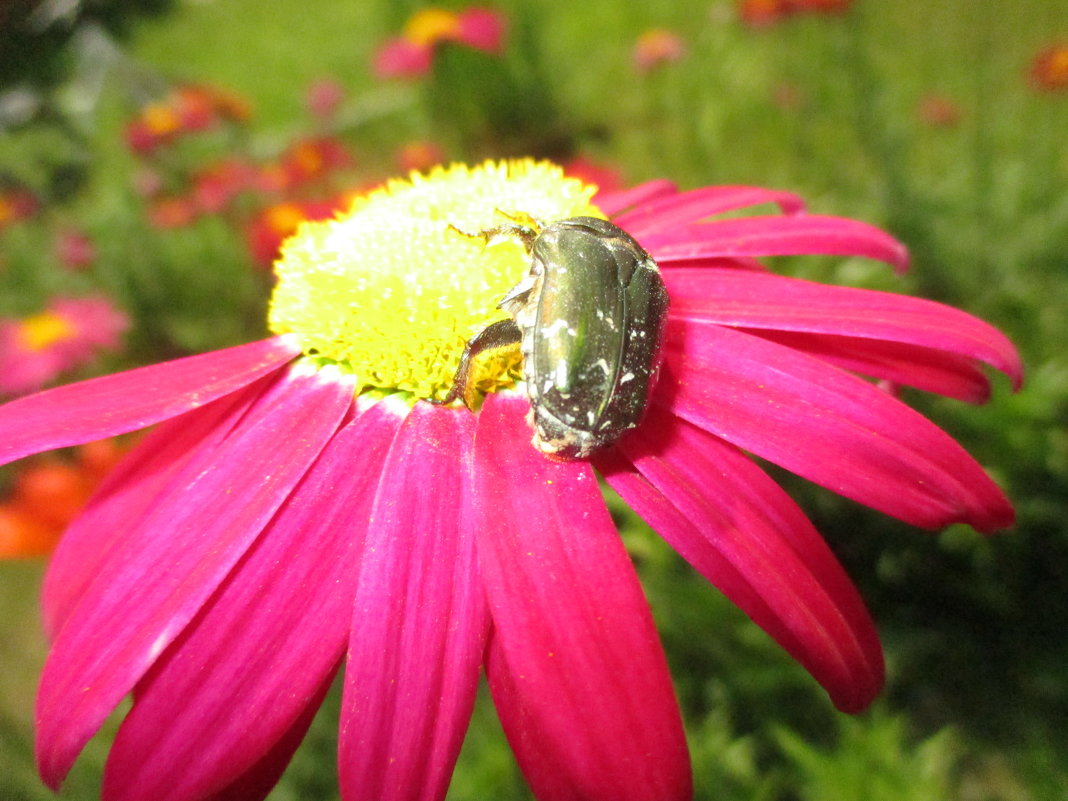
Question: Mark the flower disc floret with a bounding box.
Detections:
[19,312,76,351]
[403,8,462,47]
[267,159,603,402]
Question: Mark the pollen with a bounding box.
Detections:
[267,159,604,403]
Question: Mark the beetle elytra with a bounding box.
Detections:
[439,214,669,460]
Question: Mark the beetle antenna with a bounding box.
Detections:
[446,223,479,240]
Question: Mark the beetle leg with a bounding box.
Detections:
[447,221,539,252]
[498,273,537,315]
[432,318,523,409]
[491,209,544,249]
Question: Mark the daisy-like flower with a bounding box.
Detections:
[373,6,507,79]
[0,296,129,398]
[0,160,1019,801]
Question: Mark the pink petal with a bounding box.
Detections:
[597,413,884,713]
[644,215,910,272]
[474,393,691,801]
[659,256,770,272]
[455,7,507,53]
[663,268,1022,388]
[614,186,806,239]
[339,402,488,801]
[200,676,335,801]
[0,336,300,468]
[101,400,403,801]
[596,179,678,217]
[42,376,270,639]
[754,329,994,402]
[373,38,433,78]
[35,366,354,788]
[659,319,1014,532]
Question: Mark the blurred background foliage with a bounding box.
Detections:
[1,0,1067,799]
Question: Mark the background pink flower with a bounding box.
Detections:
[0,296,129,398]
[372,6,507,79]
[53,229,97,271]
[304,77,346,119]
[633,29,686,72]
[454,7,507,54]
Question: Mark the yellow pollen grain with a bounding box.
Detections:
[19,311,75,351]
[267,159,604,404]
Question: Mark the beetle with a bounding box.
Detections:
[438,214,669,460]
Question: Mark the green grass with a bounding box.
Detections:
[2,0,1067,799]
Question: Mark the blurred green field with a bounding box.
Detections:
[2,0,1067,799]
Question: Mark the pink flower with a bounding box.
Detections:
[191,158,255,214]
[633,29,686,72]
[124,84,252,155]
[0,161,1019,801]
[454,7,507,54]
[738,0,790,27]
[373,7,507,79]
[0,187,40,230]
[278,136,355,188]
[255,137,356,194]
[0,296,128,398]
[244,199,343,269]
[372,37,435,79]
[146,195,199,229]
[396,140,448,173]
[305,77,346,119]
[54,229,97,271]
[917,93,963,128]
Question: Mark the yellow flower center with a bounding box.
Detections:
[404,8,461,47]
[18,312,75,351]
[267,159,603,404]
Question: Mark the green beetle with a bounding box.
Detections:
[439,214,669,460]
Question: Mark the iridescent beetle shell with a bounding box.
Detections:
[439,215,669,460]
